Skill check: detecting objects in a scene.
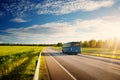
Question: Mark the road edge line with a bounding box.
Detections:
[48,53,77,80]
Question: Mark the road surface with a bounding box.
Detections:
[44,47,120,80]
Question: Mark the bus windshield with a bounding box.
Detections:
[73,43,80,46]
[63,43,71,47]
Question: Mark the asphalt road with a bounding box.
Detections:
[44,47,120,80]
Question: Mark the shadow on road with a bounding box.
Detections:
[44,52,77,56]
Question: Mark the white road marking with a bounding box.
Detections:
[47,53,77,80]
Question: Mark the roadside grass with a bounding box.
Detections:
[22,54,39,80]
[82,48,120,59]
[82,48,120,54]
[0,46,44,80]
[52,47,120,59]
[39,52,50,80]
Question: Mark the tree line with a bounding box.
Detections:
[0,43,57,46]
[57,39,120,49]
[81,39,120,49]
[0,39,120,49]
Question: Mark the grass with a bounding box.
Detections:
[82,48,120,54]
[0,46,42,56]
[0,46,44,80]
[53,47,120,59]
[82,48,120,59]
[22,55,38,80]
[39,52,50,80]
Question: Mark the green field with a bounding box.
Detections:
[0,46,44,80]
[1,46,120,80]
[53,47,120,59]
[82,48,120,59]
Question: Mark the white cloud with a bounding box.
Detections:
[6,22,74,37]
[0,41,4,44]
[118,6,120,10]
[0,0,116,17]
[1,0,35,17]
[37,0,115,15]
[0,35,8,39]
[74,16,120,40]
[4,16,120,43]
[11,18,29,23]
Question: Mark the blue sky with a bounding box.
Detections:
[0,0,120,44]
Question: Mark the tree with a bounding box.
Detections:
[82,41,89,47]
[89,39,96,48]
[57,42,63,47]
[96,40,103,48]
[80,41,82,46]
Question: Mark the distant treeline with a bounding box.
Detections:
[0,43,57,46]
[0,39,120,49]
[80,39,120,49]
[57,39,120,49]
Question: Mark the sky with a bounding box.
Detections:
[0,0,120,44]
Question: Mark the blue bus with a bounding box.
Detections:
[62,42,81,55]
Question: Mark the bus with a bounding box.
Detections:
[62,42,81,55]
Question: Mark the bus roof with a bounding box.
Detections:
[64,42,80,44]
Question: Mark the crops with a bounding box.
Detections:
[0,46,44,80]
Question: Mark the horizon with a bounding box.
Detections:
[0,0,120,44]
